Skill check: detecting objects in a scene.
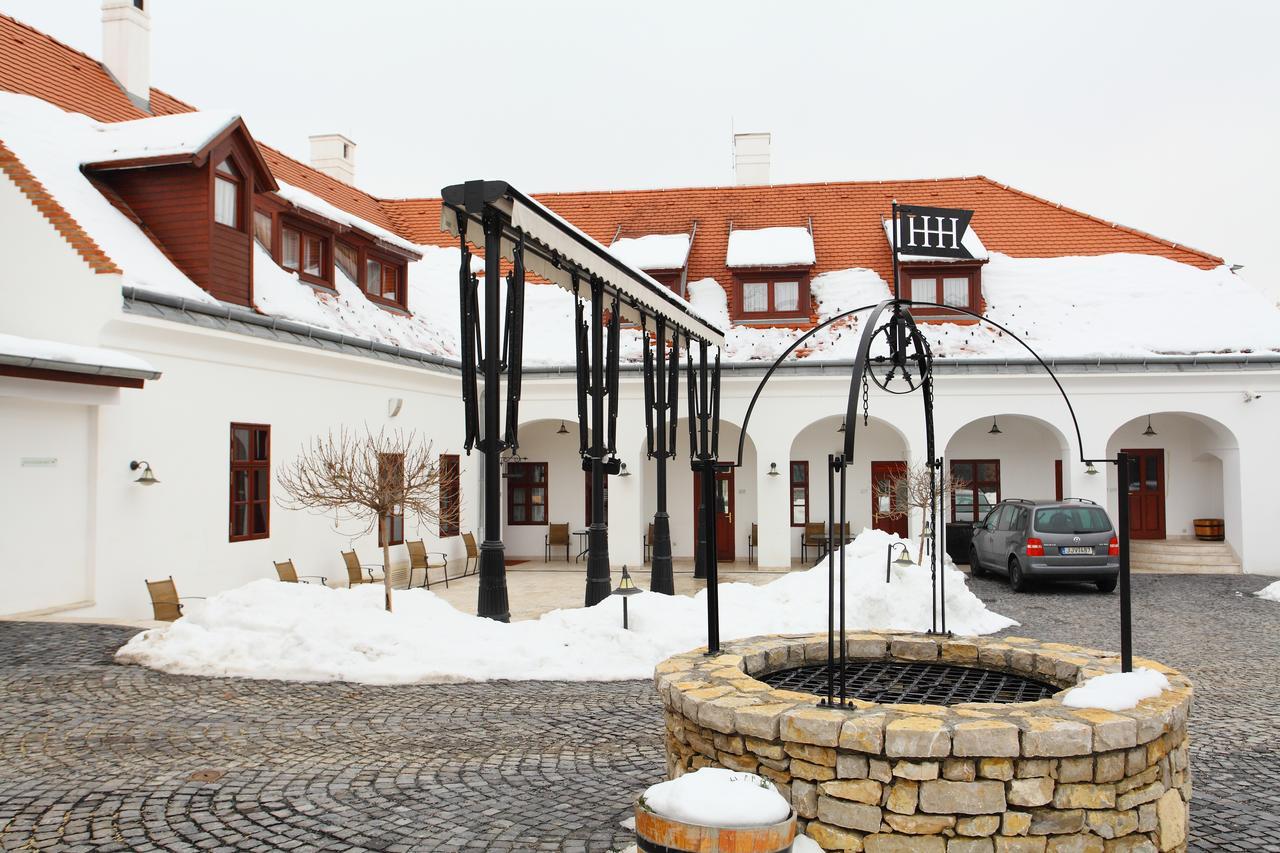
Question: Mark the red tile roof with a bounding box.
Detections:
[1,10,1225,293]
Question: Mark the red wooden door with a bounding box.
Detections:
[1123,449,1165,539]
[694,468,736,561]
[871,461,909,538]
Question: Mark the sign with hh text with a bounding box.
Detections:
[896,204,975,260]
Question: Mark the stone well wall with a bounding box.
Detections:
[655,632,1193,853]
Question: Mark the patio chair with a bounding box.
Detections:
[144,576,204,622]
[273,559,327,586]
[342,550,384,587]
[748,523,758,565]
[801,522,828,562]
[460,532,480,578]
[832,521,854,548]
[406,540,449,590]
[545,523,570,562]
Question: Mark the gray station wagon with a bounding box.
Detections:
[968,499,1119,593]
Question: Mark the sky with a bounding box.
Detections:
[5,0,1279,298]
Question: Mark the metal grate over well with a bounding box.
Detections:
[761,660,1058,705]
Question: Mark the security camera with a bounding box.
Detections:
[1243,391,1262,403]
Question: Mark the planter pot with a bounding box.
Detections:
[1193,518,1225,541]
[634,805,796,853]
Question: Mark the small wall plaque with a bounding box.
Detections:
[20,457,57,467]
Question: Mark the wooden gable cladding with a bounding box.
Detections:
[89,124,271,306]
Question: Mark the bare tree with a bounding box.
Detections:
[872,462,967,564]
[277,428,449,612]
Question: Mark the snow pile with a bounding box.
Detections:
[609,234,691,271]
[87,110,240,163]
[0,332,156,373]
[1062,668,1171,711]
[726,226,815,267]
[811,268,893,320]
[1254,580,1280,602]
[640,768,790,828]
[116,529,1014,684]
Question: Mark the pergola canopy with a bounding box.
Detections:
[440,180,725,346]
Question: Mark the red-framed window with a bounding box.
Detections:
[364,254,404,305]
[229,423,270,541]
[789,461,809,526]
[648,271,682,294]
[950,459,1000,522]
[903,264,982,315]
[214,158,242,230]
[734,273,811,319]
[377,452,405,546]
[280,222,332,287]
[506,462,547,525]
[439,454,461,537]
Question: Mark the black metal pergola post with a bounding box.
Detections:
[687,338,723,652]
[583,276,614,607]
[476,207,511,621]
[644,317,678,595]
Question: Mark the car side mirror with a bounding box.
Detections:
[971,521,984,530]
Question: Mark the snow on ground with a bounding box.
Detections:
[640,768,790,828]
[609,233,691,271]
[116,529,1014,684]
[726,226,816,267]
[1255,580,1280,602]
[0,332,156,373]
[1062,668,1171,711]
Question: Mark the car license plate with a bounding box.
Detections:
[1060,546,1093,555]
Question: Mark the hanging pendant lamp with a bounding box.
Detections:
[988,417,1002,435]
[1142,416,1157,437]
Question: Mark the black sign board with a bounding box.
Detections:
[895,204,975,260]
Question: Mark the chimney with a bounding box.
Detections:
[733,132,770,186]
[101,0,151,110]
[309,134,357,185]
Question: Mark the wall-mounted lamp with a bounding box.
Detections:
[1141,416,1157,437]
[557,420,569,435]
[837,419,846,433]
[387,398,404,418]
[768,462,780,477]
[1243,391,1262,404]
[618,462,631,477]
[988,417,1002,435]
[129,460,159,485]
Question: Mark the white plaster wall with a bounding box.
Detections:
[788,416,910,559]
[0,396,95,614]
[945,416,1068,507]
[502,419,591,560]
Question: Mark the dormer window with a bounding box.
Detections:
[214,159,242,229]
[366,257,401,302]
[726,226,815,322]
[280,221,332,287]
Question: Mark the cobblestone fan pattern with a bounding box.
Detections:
[0,623,655,852]
[658,631,1193,852]
[0,573,1276,851]
[971,573,1280,853]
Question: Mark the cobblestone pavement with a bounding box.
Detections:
[1,572,1277,851]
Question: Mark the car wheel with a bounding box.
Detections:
[968,548,985,576]
[1095,578,1117,593]
[1008,557,1027,592]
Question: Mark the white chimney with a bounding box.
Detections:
[101,0,151,110]
[309,134,357,185]
[733,132,771,186]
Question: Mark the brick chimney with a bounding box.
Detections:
[309,134,356,185]
[102,0,150,110]
[733,132,770,186]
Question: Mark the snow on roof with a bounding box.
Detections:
[83,110,239,165]
[608,233,691,271]
[883,217,989,263]
[0,331,158,375]
[274,181,422,257]
[726,225,815,267]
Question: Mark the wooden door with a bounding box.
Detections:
[871,461,909,538]
[1123,449,1165,539]
[694,468,736,561]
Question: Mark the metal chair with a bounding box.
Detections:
[144,576,204,622]
[342,550,384,587]
[545,523,570,562]
[460,532,480,578]
[406,540,449,589]
[273,559,327,586]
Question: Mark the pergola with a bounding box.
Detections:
[440,180,726,628]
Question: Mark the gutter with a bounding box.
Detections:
[0,352,161,381]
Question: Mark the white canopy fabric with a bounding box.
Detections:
[440,185,724,346]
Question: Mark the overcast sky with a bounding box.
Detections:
[7,0,1279,297]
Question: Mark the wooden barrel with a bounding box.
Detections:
[1193,518,1224,541]
[635,805,796,853]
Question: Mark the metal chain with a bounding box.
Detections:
[862,372,870,427]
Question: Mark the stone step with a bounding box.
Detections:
[1131,559,1241,574]
[1126,550,1240,567]
[1130,539,1233,556]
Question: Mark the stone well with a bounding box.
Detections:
[655,632,1193,853]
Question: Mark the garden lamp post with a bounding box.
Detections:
[886,541,913,582]
[612,566,642,629]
